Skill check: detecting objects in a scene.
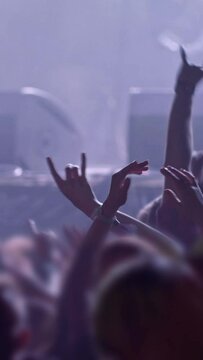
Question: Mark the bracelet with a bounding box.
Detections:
[98,213,115,226]
[91,204,120,226]
[90,205,102,220]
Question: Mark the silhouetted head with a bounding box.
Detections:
[93,257,203,360]
[96,236,159,282]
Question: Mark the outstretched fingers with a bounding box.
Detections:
[167,166,191,184]
[181,169,197,186]
[119,160,148,177]
[81,153,87,178]
[180,46,188,65]
[160,167,180,190]
[134,160,149,172]
[160,166,196,193]
[47,157,63,186]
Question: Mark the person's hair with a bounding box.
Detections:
[96,235,159,281]
[93,257,203,359]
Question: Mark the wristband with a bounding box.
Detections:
[90,205,102,220]
[91,205,120,226]
[98,213,116,226]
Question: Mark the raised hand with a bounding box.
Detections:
[160,166,203,226]
[102,160,148,217]
[47,153,98,217]
[176,47,203,93]
[156,187,181,235]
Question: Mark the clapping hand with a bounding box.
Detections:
[102,160,148,217]
[160,166,203,227]
[47,153,98,217]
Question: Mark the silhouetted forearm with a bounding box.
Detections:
[164,91,193,191]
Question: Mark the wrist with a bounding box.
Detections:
[84,200,102,218]
[102,199,118,218]
[91,201,121,228]
[175,81,195,97]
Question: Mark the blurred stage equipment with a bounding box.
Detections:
[0,170,161,238]
[0,88,81,173]
[128,88,203,170]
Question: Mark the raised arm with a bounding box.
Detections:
[161,166,203,234]
[53,160,148,358]
[47,155,183,260]
[47,153,98,218]
[164,48,203,191]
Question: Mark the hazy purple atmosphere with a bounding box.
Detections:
[0,0,202,168]
[1,3,203,360]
